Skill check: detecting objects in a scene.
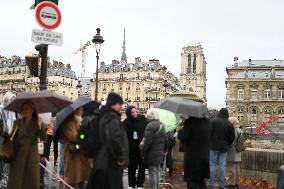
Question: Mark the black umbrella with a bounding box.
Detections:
[54,97,100,140]
[156,97,208,119]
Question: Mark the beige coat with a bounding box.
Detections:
[63,117,92,185]
[7,118,46,189]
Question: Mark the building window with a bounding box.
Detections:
[193,54,196,73]
[118,83,122,91]
[278,108,284,126]
[264,108,272,121]
[251,108,258,125]
[136,83,140,91]
[187,54,191,74]
[119,74,123,80]
[237,108,244,122]
[264,89,271,99]
[237,89,244,99]
[278,88,284,99]
[251,89,258,100]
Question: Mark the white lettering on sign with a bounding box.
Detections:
[31,29,63,46]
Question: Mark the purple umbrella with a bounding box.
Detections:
[4,90,72,113]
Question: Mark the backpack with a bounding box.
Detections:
[77,112,101,158]
[234,130,246,152]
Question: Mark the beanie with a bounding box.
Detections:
[106,92,124,106]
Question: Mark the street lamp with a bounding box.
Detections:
[92,28,104,101]
[163,80,170,98]
[76,80,82,97]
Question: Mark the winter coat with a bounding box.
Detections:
[123,114,147,159]
[227,128,242,162]
[7,118,46,189]
[178,118,211,181]
[210,111,235,152]
[140,120,166,166]
[93,106,129,170]
[62,117,92,185]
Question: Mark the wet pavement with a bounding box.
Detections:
[0,161,277,189]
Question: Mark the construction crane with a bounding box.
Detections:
[256,115,278,135]
[74,41,91,78]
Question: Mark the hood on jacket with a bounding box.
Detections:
[217,108,229,119]
[126,105,136,120]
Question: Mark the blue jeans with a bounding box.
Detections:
[59,143,64,176]
[277,165,284,189]
[209,150,227,188]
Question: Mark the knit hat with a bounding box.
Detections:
[106,92,124,106]
[217,108,229,119]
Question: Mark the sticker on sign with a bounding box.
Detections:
[31,29,63,46]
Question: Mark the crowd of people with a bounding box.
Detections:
[0,90,278,189]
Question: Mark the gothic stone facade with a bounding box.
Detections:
[226,58,284,128]
[180,44,207,103]
[93,58,179,112]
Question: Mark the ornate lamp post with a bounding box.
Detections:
[76,80,82,97]
[163,80,170,98]
[92,28,104,101]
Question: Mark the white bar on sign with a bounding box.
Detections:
[31,29,63,46]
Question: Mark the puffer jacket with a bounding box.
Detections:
[140,120,166,166]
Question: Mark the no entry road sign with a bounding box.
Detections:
[31,29,63,46]
[35,1,61,30]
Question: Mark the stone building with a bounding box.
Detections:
[180,44,207,103]
[226,58,284,129]
[0,55,78,100]
[93,57,180,112]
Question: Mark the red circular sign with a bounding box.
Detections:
[35,2,61,30]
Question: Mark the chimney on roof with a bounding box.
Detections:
[66,64,71,70]
[149,59,159,64]
[248,59,252,66]
[135,57,141,64]
[234,57,238,67]
[112,60,119,66]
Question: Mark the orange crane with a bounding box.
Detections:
[256,116,278,135]
[74,41,91,78]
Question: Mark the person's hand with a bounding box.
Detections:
[177,126,183,133]
[117,160,125,168]
[38,117,44,129]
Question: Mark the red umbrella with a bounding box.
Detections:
[4,90,72,113]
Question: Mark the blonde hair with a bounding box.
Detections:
[145,108,159,121]
[229,117,240,128]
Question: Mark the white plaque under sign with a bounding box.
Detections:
[31,29,63,46]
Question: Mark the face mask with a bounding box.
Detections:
[74,115,83,125]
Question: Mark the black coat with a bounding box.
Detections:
[210,115,235,152]
[93,106,129,170]
[140,120,166,166]
[123,115,147,158]
[178,118,211,181]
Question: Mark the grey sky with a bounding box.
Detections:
[1,0,284,108]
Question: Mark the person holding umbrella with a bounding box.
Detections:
[6,101,47,189]
[62,106,92,188]
[178,117,211,189]
[123,105,147,189]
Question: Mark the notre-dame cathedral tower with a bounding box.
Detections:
[180,44,207,103]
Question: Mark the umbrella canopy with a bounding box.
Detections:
[155,108,179,133]
[54,97,100,140]
[4,90,72,113]
[157,97,208,119]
